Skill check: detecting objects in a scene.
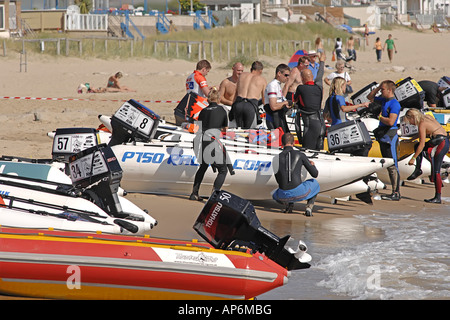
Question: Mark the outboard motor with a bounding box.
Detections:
[51,128,153,233]
[395,77,425,110]
[357,100,382,118]
[68,144,126,219]
[326,119,373,155]
[193,190,312,271]
[351,81,379,106]
[109,99,160,146]
[52,128,100,176]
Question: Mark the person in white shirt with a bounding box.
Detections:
[324,60,352,87]
[264,64,293,133]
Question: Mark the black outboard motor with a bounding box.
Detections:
[108,99,160,146]
[394,77,425,110]
[193,190,311,271]
[50,128,144,233]
[52,127,100,165]
[68,144,126,218]
[357,100,382,118]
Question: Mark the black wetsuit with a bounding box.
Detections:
[230,96,259,129]
[192,103,229,194]
[418,80,443,108]
[294,61,325,150]
[274,146,318,190]
[272,146,320,211]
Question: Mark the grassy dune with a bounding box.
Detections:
[3,22,352,62]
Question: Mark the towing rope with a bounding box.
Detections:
[0,96,181,104]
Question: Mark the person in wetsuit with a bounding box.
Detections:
[405,108,449,203]
[417,80,446,109]
[323,77,373,156]
[264,63,293,133]
[230,61,267,129]
[366,80,402,201]
[189,87,233,201]
[272,133,320,216]
[293,52,326,150]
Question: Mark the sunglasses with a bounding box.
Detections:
[284,73,290,77]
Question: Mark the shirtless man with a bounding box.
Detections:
[218,62,244,106]
[346,36,356,62]
[230,61,267,129]
[285,56,310,101]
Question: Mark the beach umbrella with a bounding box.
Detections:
[288,49,308,68]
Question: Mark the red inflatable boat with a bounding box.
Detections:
[0,226,290,300]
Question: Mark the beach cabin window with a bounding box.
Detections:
[0,5,5,30]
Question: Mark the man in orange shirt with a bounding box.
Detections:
[186,60,212,98]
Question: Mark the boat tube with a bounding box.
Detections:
[0,191,311,299]
[95,100,394,201]
[0,144,157,234]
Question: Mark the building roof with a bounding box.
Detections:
[202,0,261,5]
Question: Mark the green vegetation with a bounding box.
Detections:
[2,22,352,63]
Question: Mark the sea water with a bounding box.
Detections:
[259,198,450,300]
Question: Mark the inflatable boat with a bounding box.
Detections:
[0,190,312,300]
[0,145,157,235]
[93,100,393,202]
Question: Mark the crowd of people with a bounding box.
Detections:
[183,38,449,216]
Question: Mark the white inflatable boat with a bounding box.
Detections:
[0,144,157,235]
[93,100,394,202]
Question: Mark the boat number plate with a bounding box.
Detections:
[70,150,109,183]
[114,101,154,136]
[327,123,364,148]
[53,132,98,154]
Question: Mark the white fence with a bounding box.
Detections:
[65,13,108,31]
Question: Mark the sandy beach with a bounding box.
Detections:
[0,27,449,300]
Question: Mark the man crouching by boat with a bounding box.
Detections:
[190,87,234,201]
[272,133,320,216]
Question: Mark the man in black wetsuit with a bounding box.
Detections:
[294,52,326,150]
[272,133,320,216]
[189,88,233,201]
[230,61,267,129]
[418,80,446,109]
[264,63,294,133]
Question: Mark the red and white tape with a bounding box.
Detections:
[0,96,181,104]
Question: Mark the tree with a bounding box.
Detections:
[179,0,205,14]
[75,0,93,14]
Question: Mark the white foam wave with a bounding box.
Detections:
[315,207,450,300]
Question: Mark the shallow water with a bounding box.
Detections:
[259,198,450,300]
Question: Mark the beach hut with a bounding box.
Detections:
[0,0,21,38]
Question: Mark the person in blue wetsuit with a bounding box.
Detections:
[324,77,357,125]
[365,80,402,201]
[324,77,373,156]
[272,133,320,216]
